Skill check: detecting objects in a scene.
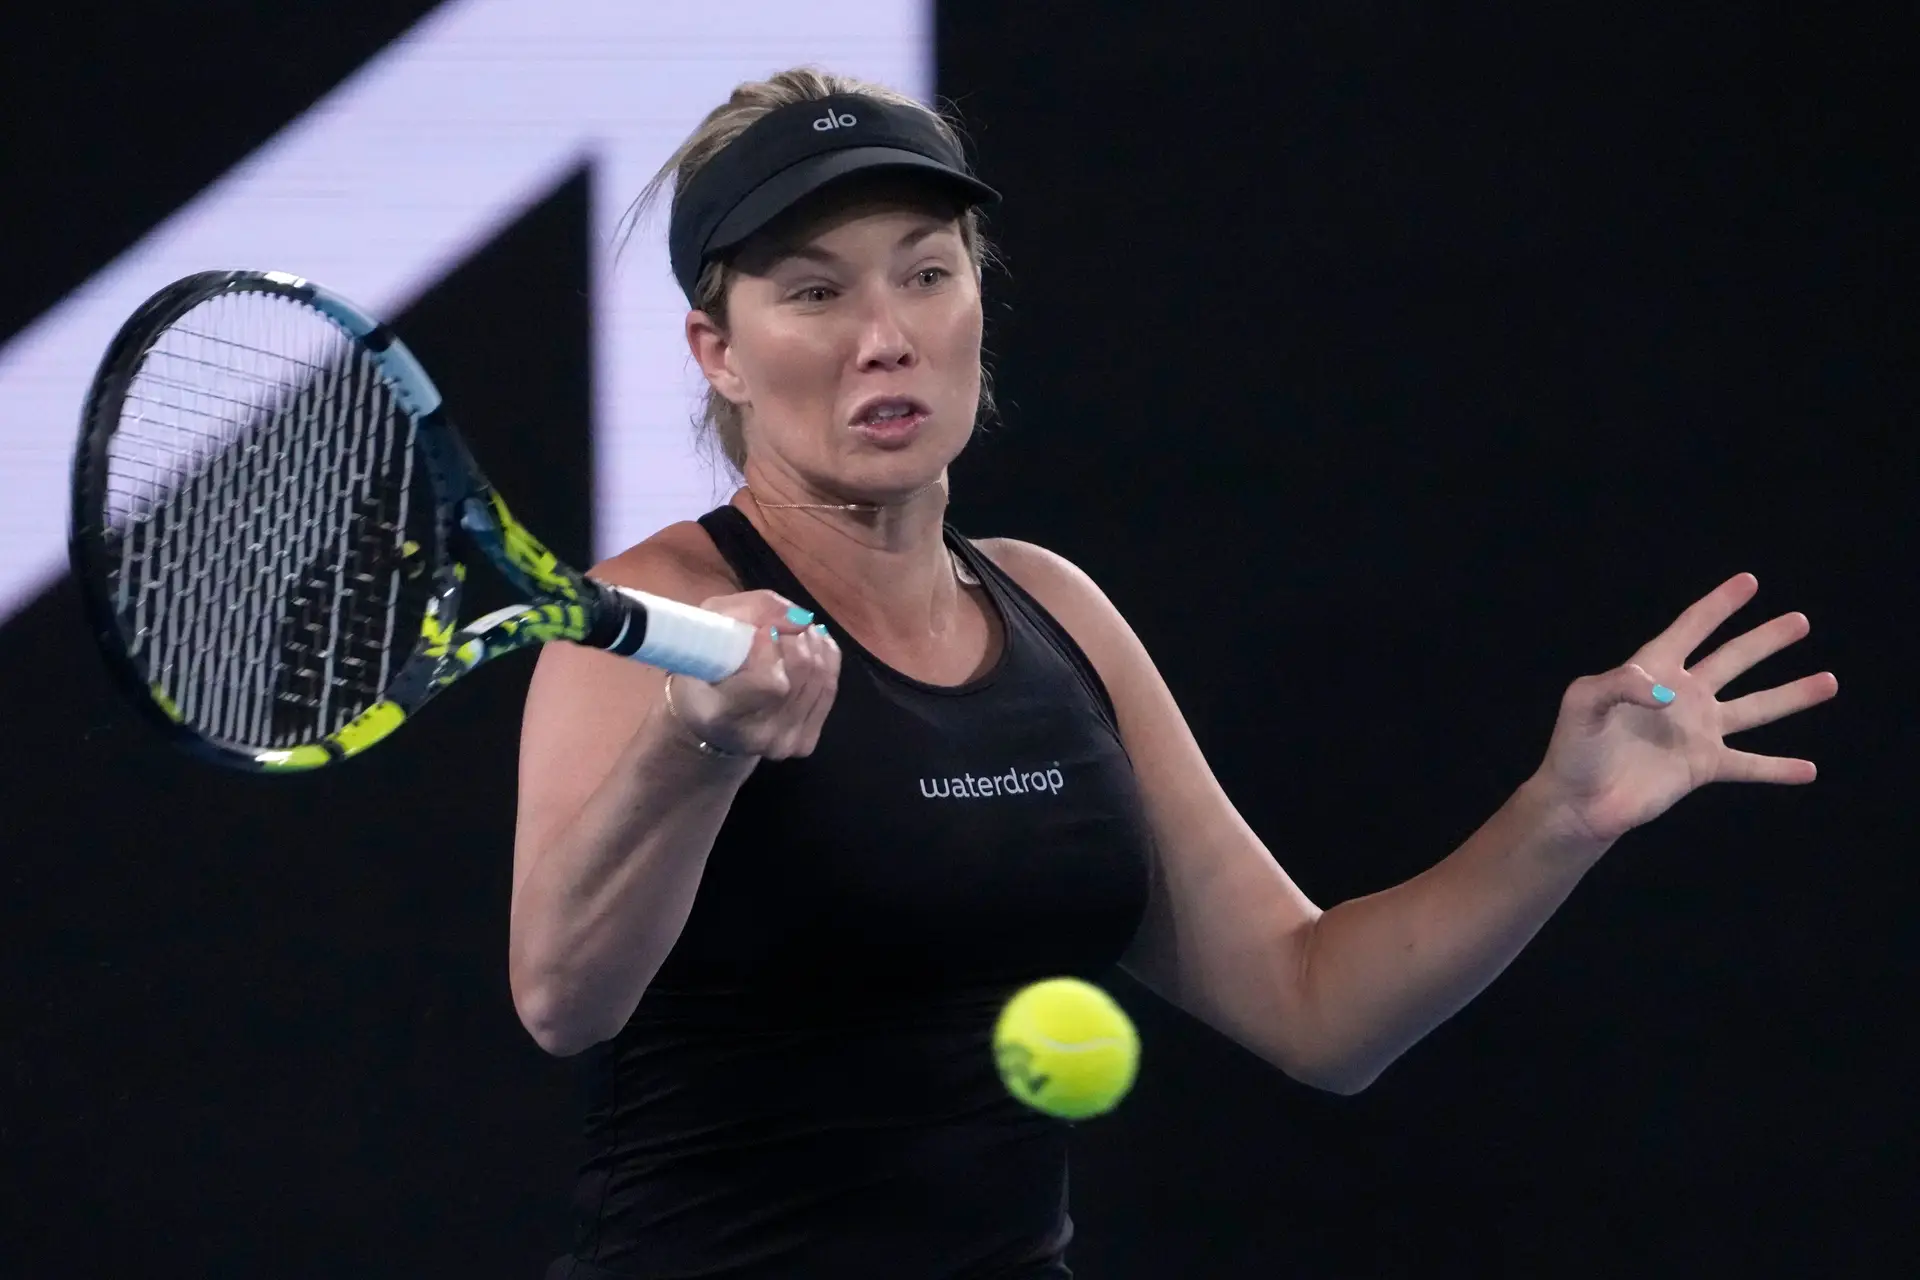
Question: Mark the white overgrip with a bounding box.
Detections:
[609,585,754,683]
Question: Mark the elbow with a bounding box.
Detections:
[1264,1029,1385,1096]
[1274,923,1385,1096]
[1282,1046,1387,1096]
[540,1033,600,1059]
[509,908,608,1057]
[509,953,609,1058]
[527,1018,599,1059]
[1300,1064,1380,1097]
[512,980,603,1058]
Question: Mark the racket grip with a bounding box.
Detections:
[599,585,754,682]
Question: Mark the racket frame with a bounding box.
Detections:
[71,270,649,772]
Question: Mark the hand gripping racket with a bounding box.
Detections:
[69,270,755,772]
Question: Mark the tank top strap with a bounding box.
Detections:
[947,533,1122,739]
[696,504,820,607]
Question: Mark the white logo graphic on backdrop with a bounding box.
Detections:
[0,0,929,625]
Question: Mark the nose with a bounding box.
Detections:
[851,287,915,372]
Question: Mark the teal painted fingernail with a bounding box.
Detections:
[769,626,780,640]
[1652,684,1675,703]
[785,606,815,626]
[811,622,829,637]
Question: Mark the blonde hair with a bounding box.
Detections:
[617,67,999,476]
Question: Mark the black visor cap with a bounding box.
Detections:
[668,94,999,302]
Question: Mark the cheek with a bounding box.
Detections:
[931,306,985,393]
[737,323,844,404]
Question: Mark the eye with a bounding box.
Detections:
[913,266,951,288]
[791,284,837,304]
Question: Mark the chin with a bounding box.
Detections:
[834,420,969,501]
[835,462,949,507]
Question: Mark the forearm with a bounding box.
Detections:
[1290,775,1611,1093]
[508,704,756,1055]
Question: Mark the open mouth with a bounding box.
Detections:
[849,396,931,443]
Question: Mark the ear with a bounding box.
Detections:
[686,310,749,405]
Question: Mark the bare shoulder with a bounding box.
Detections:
[590,518,741,605]
[973,536,1103,607]
[973,537,1127,657]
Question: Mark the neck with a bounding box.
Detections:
[734,468,961,646]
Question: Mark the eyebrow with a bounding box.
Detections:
[775,223,953,269]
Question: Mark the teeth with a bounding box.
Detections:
[869,404,911,421]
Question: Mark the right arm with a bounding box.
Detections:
[507,540,839,1056]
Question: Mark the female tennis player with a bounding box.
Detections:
[509,69,1836,1279]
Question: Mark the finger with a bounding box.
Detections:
[785,628,839,742]
[695,595,805,698]
[756,592,823,641]
[1573,663,1680,726]
[1715,748,1818,785]
[766,628,832,758]
[1690,610,1812,695]
[1641,572,1759,668]
[672,626,788,738]
[1719,670,1839,736]
[726,618,790,692]
[818,622,843,690]
[730,594,818,687]
[770,603,821,639]
[789,627,842,754]
[701,589,817,636]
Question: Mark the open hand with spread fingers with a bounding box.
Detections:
[1530,572,1839,847]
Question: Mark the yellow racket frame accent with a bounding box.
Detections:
[254,700,405,771]
[250,594,591,772]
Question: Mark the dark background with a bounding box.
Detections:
[3,2,1911,1275]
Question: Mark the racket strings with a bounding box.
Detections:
[102,290,432,749]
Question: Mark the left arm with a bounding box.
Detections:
[1266,778,1606,1094]
[983,544,1835,1094]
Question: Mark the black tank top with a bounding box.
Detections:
[550,506,1154,1280]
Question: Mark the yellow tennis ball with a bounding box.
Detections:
[993,977,1140,1120]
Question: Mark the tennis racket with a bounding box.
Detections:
[69,269,755,772]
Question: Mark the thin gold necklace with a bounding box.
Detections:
[742,485,979,587]
[744,484,879,513]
